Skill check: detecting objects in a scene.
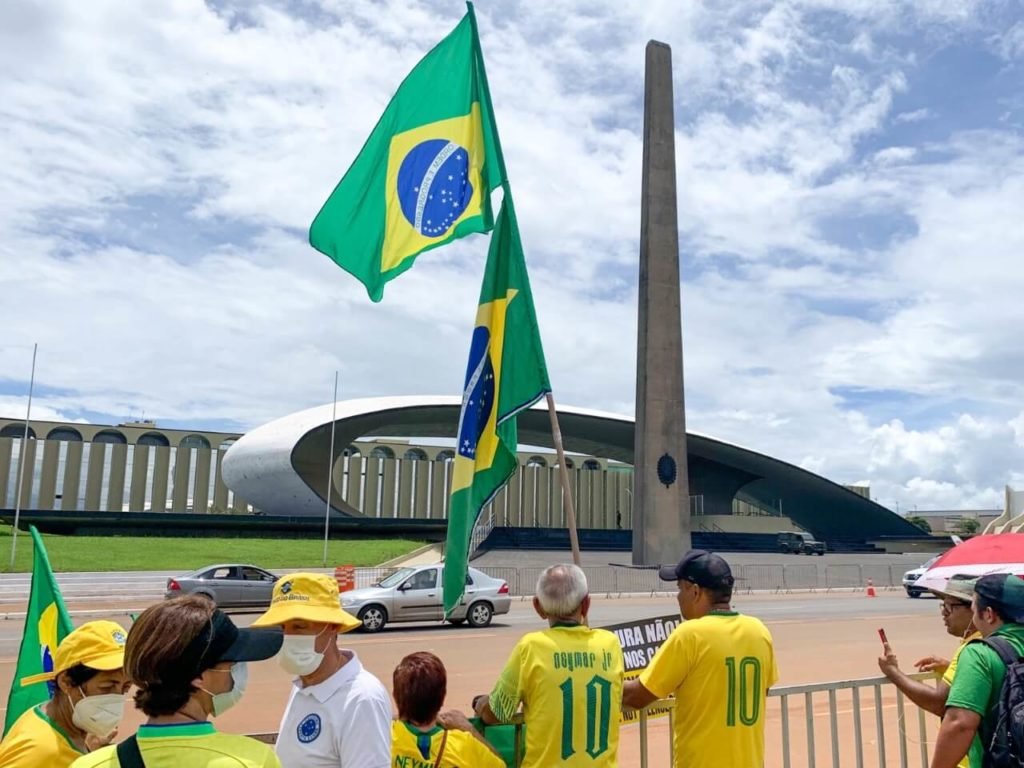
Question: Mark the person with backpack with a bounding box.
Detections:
[931,573,1024,768]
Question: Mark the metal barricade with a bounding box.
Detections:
[740,564,787,593]
[825,564,863,591]
[782,563,820,591]
[861,562,898,590]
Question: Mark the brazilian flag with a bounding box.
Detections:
[310,3,504,302]
[443,192,550,616]
[4,526,73,735]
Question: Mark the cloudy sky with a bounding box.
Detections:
[2,0,1023,514]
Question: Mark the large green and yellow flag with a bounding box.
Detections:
[443,193,550,616]
[4,526,73,735]
[310,4,505,302]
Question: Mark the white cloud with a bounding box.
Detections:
[1,0,1022,514]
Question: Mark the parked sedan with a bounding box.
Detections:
[165,564,279,608]
[340,564,511,632]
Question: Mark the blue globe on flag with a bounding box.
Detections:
[397,139,473,238]
[457,326,494,460]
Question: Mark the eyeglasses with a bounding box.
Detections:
[941,601,971,613]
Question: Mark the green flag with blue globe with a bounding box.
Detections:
[4,526,73,735]
[310,3,505,302]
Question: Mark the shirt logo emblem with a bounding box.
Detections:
[297,713,321,744]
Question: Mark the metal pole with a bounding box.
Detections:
[10,343,37,568]
[322,372,339,567]
[545,392,581,566]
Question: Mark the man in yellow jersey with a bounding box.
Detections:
[878,575,979,730]
[623,549,777,768]
[0,620,129,768]
[473,564,625,767]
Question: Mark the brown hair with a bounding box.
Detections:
[125,595,217,716]
[393,652,447,724]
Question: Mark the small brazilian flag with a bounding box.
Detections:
[310,3,504,302]
[443,193,550,616]
[4,526,73,735]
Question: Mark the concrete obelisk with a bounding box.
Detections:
[633,41,691,566]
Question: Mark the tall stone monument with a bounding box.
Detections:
[633,41,691,566]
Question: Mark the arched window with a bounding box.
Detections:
[218,439,237,451]
[46,427,82,442]
[138,432,170,447]
[525,456,547,468]
[181,434,211,450]
[403,448,428,461]
[343,445,361,457]
[436,449,456,463]
[582,459,602,471]
[0,425,35,439]
[93,429,127,445]
[370,446,395,460]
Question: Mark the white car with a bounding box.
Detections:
[903,555,940,598]
[340,564,511,632]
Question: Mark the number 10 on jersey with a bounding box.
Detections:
[724,657,763,726]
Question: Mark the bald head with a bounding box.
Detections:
[535,564,589,618]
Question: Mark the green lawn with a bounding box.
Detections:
[0,526,425,573]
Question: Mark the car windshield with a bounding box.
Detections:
[800,533,813,541]
[378,568,416,588]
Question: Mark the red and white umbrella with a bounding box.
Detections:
[914,533,1024,593]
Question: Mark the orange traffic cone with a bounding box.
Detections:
[866,578,877,598]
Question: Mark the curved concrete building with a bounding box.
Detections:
[222,396,922,543]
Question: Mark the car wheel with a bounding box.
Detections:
[467,602,493,628]
[906,588,922,599]
[448,618,466,626]
[358,605,387,632]
[194,591,216,604]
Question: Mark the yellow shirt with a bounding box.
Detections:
[0,703,85,768]
[391,721,504,768]
[942,630,983,768]
[70,721,280,768]
[639,611,778,768]
[489,623,624,768]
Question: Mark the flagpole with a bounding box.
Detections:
[545,392,581,566]
[10,343,37,569]
[322,371,339,567]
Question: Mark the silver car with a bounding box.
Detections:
[165,564,279,608]
[341,564,511,632]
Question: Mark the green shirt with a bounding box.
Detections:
[70,722,280,768]
[945,624,1024,768]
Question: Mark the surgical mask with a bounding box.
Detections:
[202,662,248,717]
[278,630,328,676]
[71,689,124,739]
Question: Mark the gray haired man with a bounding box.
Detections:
[473,564,625,767]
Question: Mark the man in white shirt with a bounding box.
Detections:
[253,572,391,768]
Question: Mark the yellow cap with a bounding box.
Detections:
[21,620,127,686]
[251,572,361,632]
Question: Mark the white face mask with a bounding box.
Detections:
[71,689,124,739]
[202,662,248,717]
[278,629,328,677]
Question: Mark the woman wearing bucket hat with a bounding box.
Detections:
[69,594,283,768]
[0,620,130,768]
[251,572,391,768]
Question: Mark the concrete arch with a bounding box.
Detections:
[221,395,923,541]
[1,425,35,439]
[93,429,127,445]
[138,432,170,447]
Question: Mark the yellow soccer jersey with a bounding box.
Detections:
[391,721,504,768]
[942,630,983,768]
[639,611,778,768]
[70,722,280,768]
[0,703,85,768]
[489,623,624,768]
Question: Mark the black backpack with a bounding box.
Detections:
[981,636,1024,767]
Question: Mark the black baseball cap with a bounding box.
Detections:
[658,549,734,590]
[975,574,1024,623]
[178,610,283,677]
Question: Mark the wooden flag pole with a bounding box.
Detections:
[546,392,581,566]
